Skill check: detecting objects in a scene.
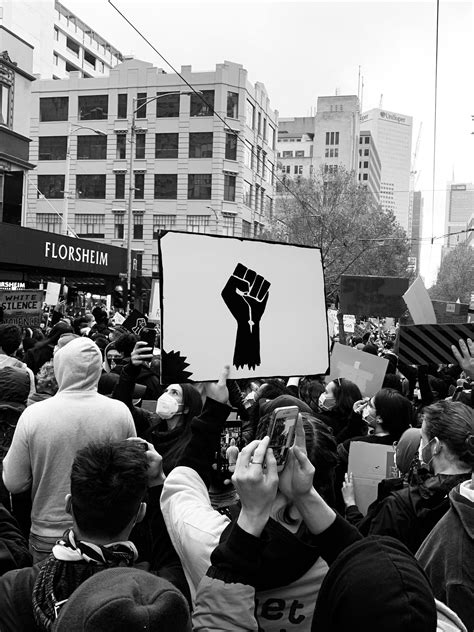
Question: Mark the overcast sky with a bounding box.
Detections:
[65,0,473,286]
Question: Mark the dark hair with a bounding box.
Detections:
[382,373,403,393]
[351,336,363,347]
[34,321,74,351]
[423,401,474,468]
[258,378,289,401]
[331,378,362,418]
[373,389,413,440]
[114,333,139,357]
[362,344,378,356]
[0,324,22,355]
[70,440,148,539]
[73,317,88,335]
[22,328,45,352]
[299,379,325,414]
[384,340,394,350]
[427,375,449,400]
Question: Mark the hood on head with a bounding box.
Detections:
[53,337,103,392]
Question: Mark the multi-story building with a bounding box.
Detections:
[360,108,413,231]
[26,58,278,281]
[357,131,381,203]
[443,182,474,248]
[277,117,314,180]
[0,25,35,225]
[0,0,123,78]
[408,190,423,275]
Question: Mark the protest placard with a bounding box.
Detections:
[159,232,328,381]
[402,276,436,324]
[329,342,389,397]
[148,279,161,323]
[340,275,409,317]
[397,323,474,365]
[0,290,45,327]
[44,282,61,306]
[348,442,398,515]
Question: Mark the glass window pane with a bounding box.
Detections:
[77,135,107,160]
[188,174,212,200]
[225,133,237,160]
[156,93,180,118]
[227,92,239,118]
[38,136,67,160]
[117,94,127,118]
[37,175,65,198]
[189,132,213,158]
[78,95,108,120]
[136,92,147,119]
[154,174,177,199]
[155,133,179,159]
[40,97,69,122]
[76,174,106,198]
[190,90,214,117]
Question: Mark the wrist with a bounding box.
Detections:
[237,508,269,537]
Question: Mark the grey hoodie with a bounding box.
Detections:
[0,354,36,399]
[3,338,136,538]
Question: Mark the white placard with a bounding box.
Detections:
[348,442,397,514]
[403,276,437,325]
[148,279,161,323]
[329,342,389,397]
[44,282,61,306]
[112,311,125,325]
[159,233,329,381]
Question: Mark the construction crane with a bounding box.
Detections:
[411,123,422,187]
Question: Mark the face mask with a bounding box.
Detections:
[418,437,436,470]
[413,388,421,400]
[319,393,336,411]
[156,393,183,419]
[362,405,377,427]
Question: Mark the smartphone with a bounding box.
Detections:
[140,327,157,349]
[267,406,299,471]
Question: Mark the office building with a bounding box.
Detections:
[443,182,474,248]
[277,117,315,180]
[0,25,35,225]
[26,58,278,282]
[408,190,423,275]
[358,131,381,203]
[0,0,122,78]
[360,108,413,231]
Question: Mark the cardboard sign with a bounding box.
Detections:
[340,275,409,317]
[0,290,45,327]
[159,232,329,381]
[44,282,61,306]
[148,279,161,323]
[403,276,437,325]
[348,442,398,515]
[397,323,474,365]
[111,311,125,326]
[123,309,148,335]
[329,343,389,397]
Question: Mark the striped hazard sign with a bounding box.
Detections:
[396,323,474,365]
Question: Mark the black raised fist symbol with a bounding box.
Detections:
[221,263,271,370]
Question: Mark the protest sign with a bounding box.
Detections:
[348,442,398,515]
[403,276,436,325]
[340,275,409,317]
[44,282,61,306]
[329,342,389,397]
[111,311,125,326]
[397,323,474,365]
[0,290,45,327]
[122,309,148,334]
[159,232,328,381]
[148,279,161,323]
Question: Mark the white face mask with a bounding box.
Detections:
[418,437,435,470]
[156,393,182,419]
[319,392,336,411]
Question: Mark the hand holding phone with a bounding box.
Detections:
[140,327,157,349]
[267,406,299,472]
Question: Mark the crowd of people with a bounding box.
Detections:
[0,304,472,631]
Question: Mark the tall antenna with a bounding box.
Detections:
[357,65,361,101]
[379,93,383,108]
[361,77,364,113]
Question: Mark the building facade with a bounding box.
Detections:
[26,58,277,280]
[358,131,381,203]
[0,26,35,226]
[443,182,474,248]
[408,190,423,275]
[277,117,315,180]
[0,0,122,78]
[359,108,413,231]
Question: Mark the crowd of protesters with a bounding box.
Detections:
[0,303,472,631]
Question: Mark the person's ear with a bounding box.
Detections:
[65,494,72,514]
[136,502,147,524]
[432,437,441,455]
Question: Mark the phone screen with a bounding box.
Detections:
[140,327,157,348]
[268,406,299,470]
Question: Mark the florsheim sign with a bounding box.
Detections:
[0,224,126,276]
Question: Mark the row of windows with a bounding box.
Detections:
[280,150,305,158]
[39,90,238,122]
[359,137,371,144]
[245,99,276,149]
[36,173,240,201]
[242,181,273,217]
[359,148,370,156]
[37,132,239,161]
[359,161,369,169]
[325,132,340,146]
[280,165,303,175]
[357,173,369,181]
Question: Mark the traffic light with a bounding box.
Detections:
[67,286,79,304]
[128,281,137,309]
[112,283,126,309]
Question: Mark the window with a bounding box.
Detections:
[75,213,105,237]
[136,92,147,119]
[227,92,239,118]
[77,135,107,160]
[115,173,125,199]
[244,142,253,169]
[359,137,363,144]
[135,133,146,159]
[225,133,237,160]
[270,125,276,150]
[224,174,236,202]
[263,117,267,141]
[246,100,255,129]
[254,222,261,238]
[134,173,145,199]
[282,150,293,158]
[76,175,106,198]
[84,50,96,68]
[66,36,79,56]
[65,61,79,73]
[37,175,64,198]
[365,137,370,144]
[54,26,59,41]
[154,174,177,199]
[116,133,126,159]
[133,213,144,238]
[256,148,261,175]
[153,214,176,238]
[36,213,62,233]
[188,174,212,199]
[152,255,159,274]
[78,95,108,120]
[136,253,143,275]
[190,90,214,117]
[53,53,59,66]
[282,165,291,174]
[255,184,260,213]
[363,161,369,168]
[187,215,210,233]
[242,220,251,238]
[262,152,267,179]
[40,97,68,122]
[294,165,303,175]
[295,150,305,157]
[114,213,124,239]
[117,94,127,118]
[156,92,180,117]
[222,215,235,236]
[243,181,252,207]
[189,132,213,158]
[325,131,339,145]
[38,136,67,160]
[266,196,273,219]
[362,173,368,180]
[155,133,179,159]
[257,112,262,135]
